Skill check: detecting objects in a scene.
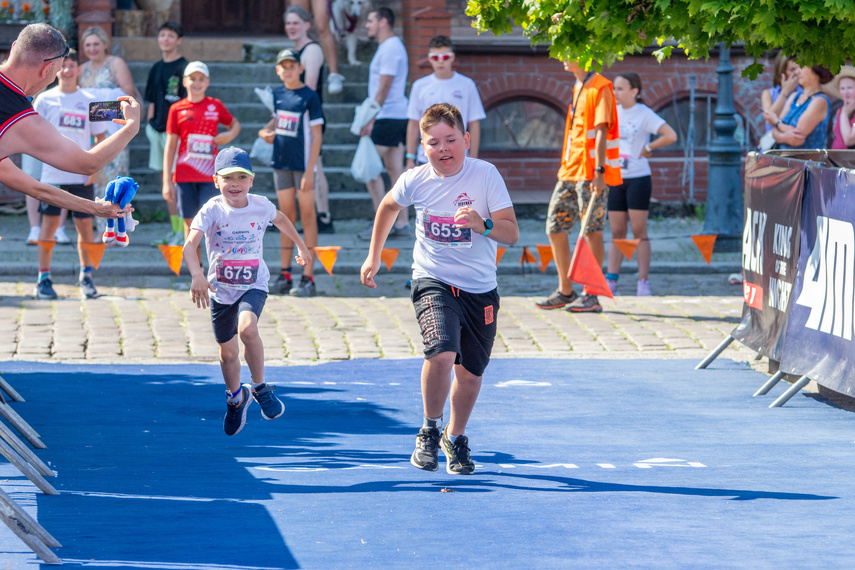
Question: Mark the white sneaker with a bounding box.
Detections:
[327,72,344,95]
[54,226,71,244]
[26,226,41,245]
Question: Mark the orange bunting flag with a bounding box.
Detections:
[568,235,614,300]
[36,240,56,254]
[81,242,106,270]
[691,234,717,265]
[158,244,184,275]
[495,246,506,266]
[380,248,399,271]
[519,246,537,266]
[314,246,341,275]
[535,244,554,272]
[612,238,640,261]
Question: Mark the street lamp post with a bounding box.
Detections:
[703,43,744,249]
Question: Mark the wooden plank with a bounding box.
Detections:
[0,439,58,495]
[0,375,24,402]
[0,422,54,477]
[0,487,61,548]
[0,490,61,563]
[0,403,45,448]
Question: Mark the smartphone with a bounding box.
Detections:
[88,101,124,122]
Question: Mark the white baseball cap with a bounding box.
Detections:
[183,61,209,78]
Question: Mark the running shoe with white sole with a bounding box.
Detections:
[223,385,252,436]
[411,427,440,471]
[441,427,475,475]
[251,383,285,420]
[535,289,578,310]
[34,277,58,300]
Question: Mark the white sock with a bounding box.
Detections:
[423,414,442,431]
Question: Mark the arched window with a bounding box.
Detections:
[480,98,564,151]
[654,95,751,150]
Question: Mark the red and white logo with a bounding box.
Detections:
[453,193,474,207]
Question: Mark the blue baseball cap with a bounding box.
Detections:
[214,147,254,176]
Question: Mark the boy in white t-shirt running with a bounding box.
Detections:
[361,103,519,475]
[32,49,108,300]
[184,147,312,436]
[405,35,486,169]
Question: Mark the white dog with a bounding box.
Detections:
[330,0,364,65]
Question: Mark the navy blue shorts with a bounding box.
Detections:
[210,288,268,344]
[176,181,219,220]
[39,184,94,218]
[410,277,499,377]
[371,119,407,148]
[607,175,653,212]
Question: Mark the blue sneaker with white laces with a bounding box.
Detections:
[35,277,58,300]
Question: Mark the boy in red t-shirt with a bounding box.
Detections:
[163,61,240,249]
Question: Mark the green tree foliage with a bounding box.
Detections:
[466,0,855,78]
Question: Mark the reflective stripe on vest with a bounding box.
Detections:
[582,75,622,186]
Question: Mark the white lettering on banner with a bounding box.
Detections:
[773,223,794,259]
[767,276,793,312]
[795,216,855,340]
[775,259,788,277]
[742,208,767,275]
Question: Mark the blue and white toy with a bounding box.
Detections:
[102,176,139,247]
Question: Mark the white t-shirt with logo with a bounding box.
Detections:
[407,72,486,164]
[616,103,667,179]
[33,87,108,185]
[192,194,278,306]
[369,35,409,120]
[390,157,513,293]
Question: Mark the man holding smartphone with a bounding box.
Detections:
[0,23,140,217]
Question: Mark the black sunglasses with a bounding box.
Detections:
[43,43,70,63]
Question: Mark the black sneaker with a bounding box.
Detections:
[290,276,316,297]
[567,293,602,313]
[78,275,98,299]
[410,427,440,471]
[388,224,411,238]
[223,385,252,436]
[357,222,374,241]
[535,289,578,310]
[34,277,58,300]
[317,213,335,234]
[273,274,292,295]
[251,382,284,420]
[441,427,475,475]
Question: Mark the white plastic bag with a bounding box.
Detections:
[350,98,382,136]
[253,86,275,114]
[249,136,273,165]
[350,136,384,183]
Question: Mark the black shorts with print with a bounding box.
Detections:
[410,277,499,377]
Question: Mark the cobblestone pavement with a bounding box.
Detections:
[0,272,749,365]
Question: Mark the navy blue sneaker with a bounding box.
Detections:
[223,385,252,436]
[251,382,284,420]
[35,277,58,300]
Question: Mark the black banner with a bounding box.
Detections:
[779,164,855,396]
[730,152,805,359]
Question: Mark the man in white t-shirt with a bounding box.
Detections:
[32,49,108,301]
[357,7,410,239]
[361,103,519,475]
[405,35,485,169]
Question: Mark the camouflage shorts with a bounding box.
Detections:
[546,179,608,234]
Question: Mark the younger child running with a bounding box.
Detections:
[361,103,519,475]
[184,147,312,436]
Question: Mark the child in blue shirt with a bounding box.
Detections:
[259,48,324,297]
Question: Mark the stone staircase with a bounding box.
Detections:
[126,59,375,219]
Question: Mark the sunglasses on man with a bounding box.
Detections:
[429,52,453,62]
[44,43,70,62]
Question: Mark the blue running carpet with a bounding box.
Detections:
[0,358,851,569]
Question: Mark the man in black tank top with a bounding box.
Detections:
[0,23,140,217]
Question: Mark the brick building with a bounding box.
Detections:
[72,0,774,209]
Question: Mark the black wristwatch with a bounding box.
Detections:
[594,165,606,174]
[482,218,493,236]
